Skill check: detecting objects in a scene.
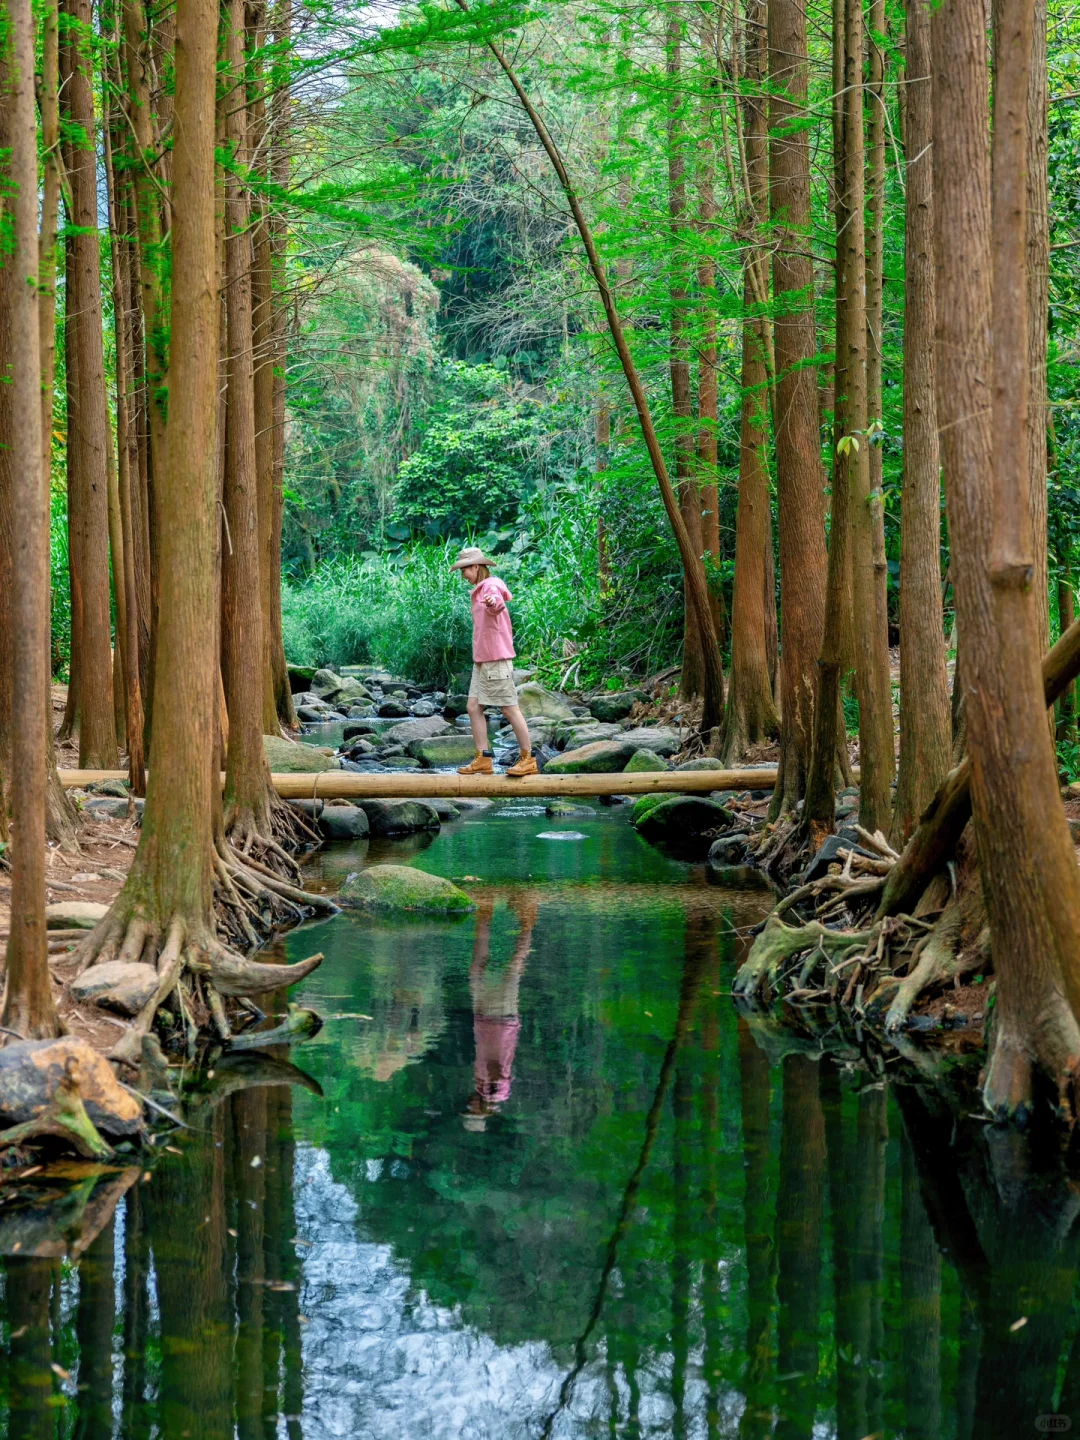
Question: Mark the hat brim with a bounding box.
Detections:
[449,556,499,571]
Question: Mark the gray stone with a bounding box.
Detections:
[311,668,344,697]
[395,758,422,770]
[454,797,494,811]
[345,738,376,758]
[512,667,534,686]
[318,805,370,841]
[380,715,452,747]
[70,961,159,1017]
[86,779,129,798]
[635,796,735,839]
[85,797,135,820]
[429,799,461,822]
[377,699,410,718]
[443,693,470,718]
[801,832,877,884]
[356,799,442,836]
[515,682,575,721]
[343,720,380,740]
[339,864,475,913]
[619,727,682,757]
[545,740,639,774]
[551,721,623,747]
[624,748,667,773]
[264,735,338,773]
[46,901,108,930]
[676,757,726,772]
[296,704,335,723]
[410,700,437,718]
[708,832,750,867]
[587,690,646,724]
[407,734,478,767]
[378,743,406,758]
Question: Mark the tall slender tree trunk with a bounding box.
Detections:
[935,0,1080,1113]
[668,8,707,705]
[723,0,779,764]
[842,0,893,833]
[1027,0,1050,651]
[695,10,724,653]
[801,0,852,842]
[0,0,60,1037]
[768,0,828,815]
[221,0,280,844]
[63,0,118,771]
[775,1056,825,1438]
[866,0,891,704]
[268,0,296,730]
[1058,571,1077,742]
[893,0,951,843]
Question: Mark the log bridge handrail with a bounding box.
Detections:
[58,767,780,800]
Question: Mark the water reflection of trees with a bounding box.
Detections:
[6,917,1080,1434]
[0,1079,306,1439]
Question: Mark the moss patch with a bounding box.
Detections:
[339,864,476,913]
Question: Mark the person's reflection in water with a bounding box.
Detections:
[463,895,537,1132]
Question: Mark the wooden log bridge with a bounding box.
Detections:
[58,767,780,800]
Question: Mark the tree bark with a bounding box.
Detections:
[63,0,118,771]
[222,0,279,841]
[722,0,780,764]
[0,0,60,1037]
[768,0,828,815]
[934,0,1080,1114]
[892,0,951,844]
[866,0,891,716]
[843,0,894,833]
[668,8,708,705]
[695,10,724,653]
[1027,0,1050,650]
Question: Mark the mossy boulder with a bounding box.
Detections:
[635,795,735,839]
[631,793,670,826]
[676,757,726,772]
[311,668,344,697]
[46,901,109,930]
[624,748,667,773]
[264,735,338,773]
[544,740,638,774]
[317,805,370,841]
[406,734,478,767]
[338,864,476,913]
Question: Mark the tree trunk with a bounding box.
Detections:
[668,8,707,706]
[768,0,828,815]
[1058,573,1076,742]
[934,0,1080,1114]
[595,394,612,590]
[268,0,296,731]
[892,0,951,845]
[221,0,279,843]
[722,0,780,765]
[866,0,891,717]
[775,1056,825,1438]
[843,0,894,834]
[0,0,60,1037]
[63,0,118,771]
[1027,0,1050,651]
[695,10,724,653]
[800,0,851,842]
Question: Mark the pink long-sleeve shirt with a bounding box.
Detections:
[471,577,516,662]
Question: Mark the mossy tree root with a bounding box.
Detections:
[732,913,876,1001]
[876,904,982,1033]
[0,1056,113,1160]
[983,999,1080,1126]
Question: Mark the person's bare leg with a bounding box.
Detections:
[502,704,531,754]
[467,697,489,752]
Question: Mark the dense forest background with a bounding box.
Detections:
[40,0,1079,702]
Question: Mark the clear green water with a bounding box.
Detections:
[1,807,1079,1438]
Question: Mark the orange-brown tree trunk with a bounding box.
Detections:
[722,0,779,764]
[935,0,1080,1114]
[768,0,829,815]
[1027,0,1050,651]
[892,0,951,843]
[0,0,60,1037]
[62,0,118,771]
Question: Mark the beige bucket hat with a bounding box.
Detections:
[449,545,499,571]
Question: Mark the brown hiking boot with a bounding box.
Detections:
[506,752,538,778]
[458,753,494,775]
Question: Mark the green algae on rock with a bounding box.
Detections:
[338,864,476,913]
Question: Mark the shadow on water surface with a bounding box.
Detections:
[1,810,1080,1436]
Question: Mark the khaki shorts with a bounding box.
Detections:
[469,659,518,708]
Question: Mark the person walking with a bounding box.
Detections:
[450,545,537,776]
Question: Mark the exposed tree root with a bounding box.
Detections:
[0,1056,113,1159]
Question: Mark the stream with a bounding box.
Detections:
[1,804,1079,1437]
